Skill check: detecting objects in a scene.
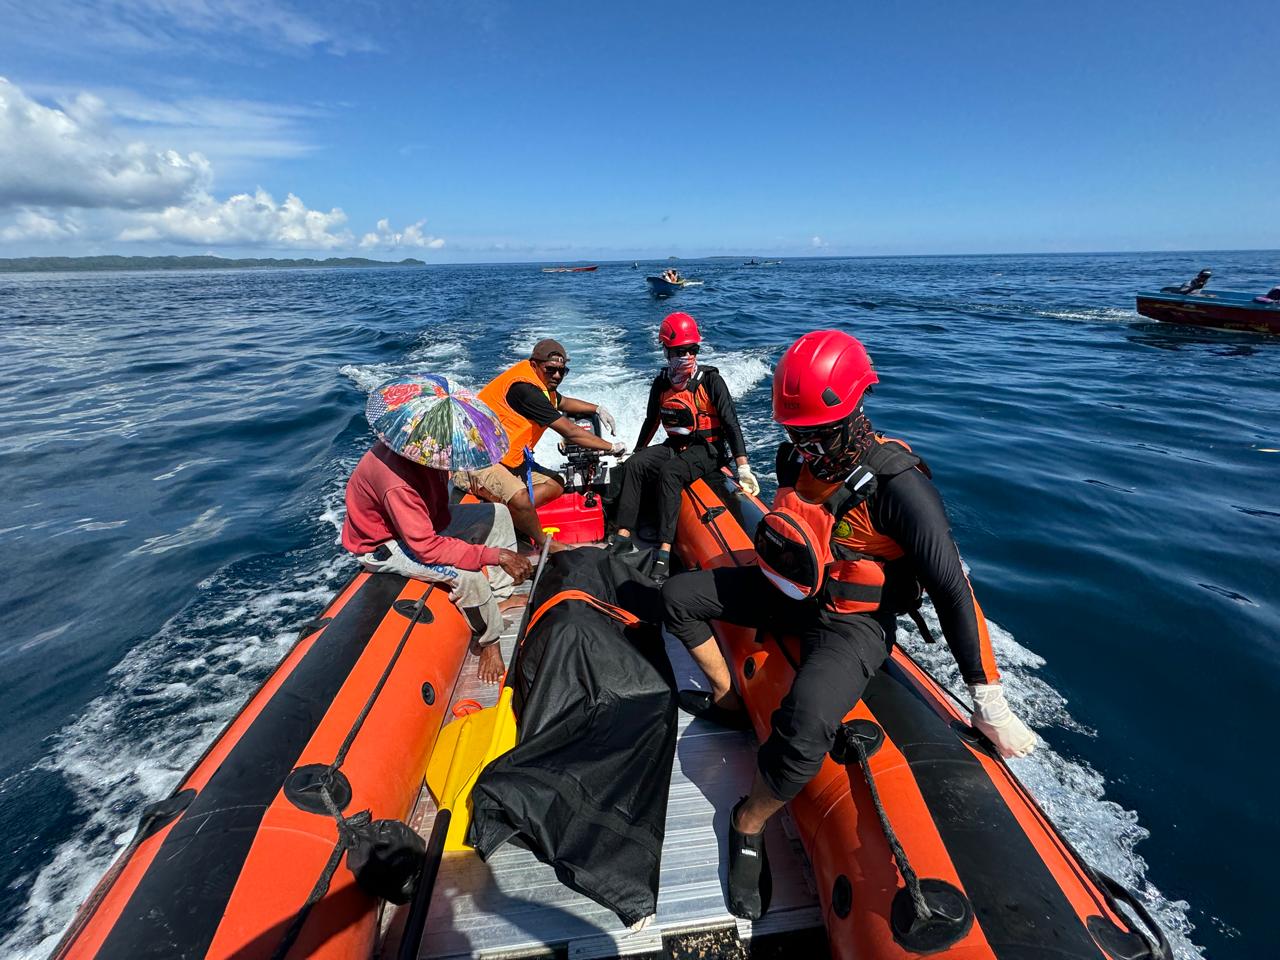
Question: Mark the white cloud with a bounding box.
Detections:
[0,0,373,58]
[811,235,828,248]
[119,188,351,248]
[0,210,80,242]
[0,78,211,210]
[359,218,445,250]
[0,77,438,254]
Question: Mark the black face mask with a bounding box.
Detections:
[786,409,876,483]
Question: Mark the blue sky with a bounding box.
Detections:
[0,0,1276,260]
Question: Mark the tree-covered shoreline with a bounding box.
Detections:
[0,255,427,273]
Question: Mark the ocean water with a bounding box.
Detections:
[1,254,1277,958]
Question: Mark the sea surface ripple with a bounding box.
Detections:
[1,253,1277,958]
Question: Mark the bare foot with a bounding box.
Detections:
[477,644,505,684]
[498,595,527,614]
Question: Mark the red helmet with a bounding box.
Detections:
[772,330,878,427]
[659,312,701,348]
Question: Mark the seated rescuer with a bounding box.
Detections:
[466,339,626,548]
[342,440,533,683]
[661,329,1036,920]
[609,312,759,581]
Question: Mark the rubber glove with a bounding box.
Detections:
[610,441,629,457]
[968,684,1036,758]
[596,404,617,436]
[736,463,760,497]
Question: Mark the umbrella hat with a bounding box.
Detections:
[365,374,508,471]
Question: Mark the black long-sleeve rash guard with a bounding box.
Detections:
[636,367,748,460]
[867,468,999,686]
[775,442,998,686]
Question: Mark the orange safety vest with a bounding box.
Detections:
[657,368,722,444]
[773,437,925,616]
[478,359,560,469]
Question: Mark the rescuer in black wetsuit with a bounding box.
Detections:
[610,312,758,581]
[661,329,1036,921]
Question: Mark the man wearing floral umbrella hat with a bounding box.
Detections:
[343,376,534,683]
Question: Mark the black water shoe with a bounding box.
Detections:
[607,533,636,556]
[651,549,671,582]
[678,690,752,730]
[727,798,772,920]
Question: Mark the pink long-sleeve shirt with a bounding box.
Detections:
[341,442,502,571]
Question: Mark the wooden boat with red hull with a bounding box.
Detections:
[1136,289,1280,334]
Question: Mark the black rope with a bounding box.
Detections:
[270,584,435,958]
[330,585,434,771]
[852,732,933,921]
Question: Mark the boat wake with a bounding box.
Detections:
[905,599,1206,959]
[0,327,1205,960]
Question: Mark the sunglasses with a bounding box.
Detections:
[666,345,699,357]
[785,421,846,461]
[539,362,569,377]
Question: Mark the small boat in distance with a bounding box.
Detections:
[646,275,702,297]
[1136,287,1280,334]
[541,265,599,273]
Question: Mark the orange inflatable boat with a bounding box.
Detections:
[674,472,1170,960]
[52,410,1170,958]
[53,572,471,960]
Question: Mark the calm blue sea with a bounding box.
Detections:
[1,254,1277,958]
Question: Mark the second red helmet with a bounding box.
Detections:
[772,329,878,427]
[659,312,701,348]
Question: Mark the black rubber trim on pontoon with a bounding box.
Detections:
[863,660,1107,958]
[93,573,406,960]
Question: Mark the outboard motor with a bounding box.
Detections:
[542,413,610,543]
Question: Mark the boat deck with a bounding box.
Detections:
[395,574,823,959]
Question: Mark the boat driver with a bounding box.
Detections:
[463,339,626,550]
[609,312,759,581]
[661,329,1036,920]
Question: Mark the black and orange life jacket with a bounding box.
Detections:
[657,367,722,447]
[771,436,929,616]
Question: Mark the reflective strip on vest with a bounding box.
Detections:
[659,378,721,442]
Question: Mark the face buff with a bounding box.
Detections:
[789,407,877,483]
[667,353,697,389]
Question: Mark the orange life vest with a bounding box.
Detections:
[658,368,722,445]
[478,360,560,469]
[772,436,925,616]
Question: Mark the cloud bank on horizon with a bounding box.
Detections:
[0,77,438,255]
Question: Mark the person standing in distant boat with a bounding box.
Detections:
[663,268,682,284]
[1162,268,1213,295]
[609,312,759,581]
[465,339,626,549]
[661,329,1035,920]
[342,442,532,683]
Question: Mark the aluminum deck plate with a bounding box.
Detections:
[405,578,822,959]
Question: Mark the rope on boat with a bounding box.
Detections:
[850,729,933,922]
[270,585,435,959]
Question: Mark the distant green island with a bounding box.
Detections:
[0,255,427,273]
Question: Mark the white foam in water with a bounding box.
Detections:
[6,334,1205,960]
[904,596,1205,958]
[0,477,358,960]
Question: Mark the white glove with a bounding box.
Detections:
[736,463,760,497]
[610,441,629,456]
[596,404,617,436]
[968,684,1036,758]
